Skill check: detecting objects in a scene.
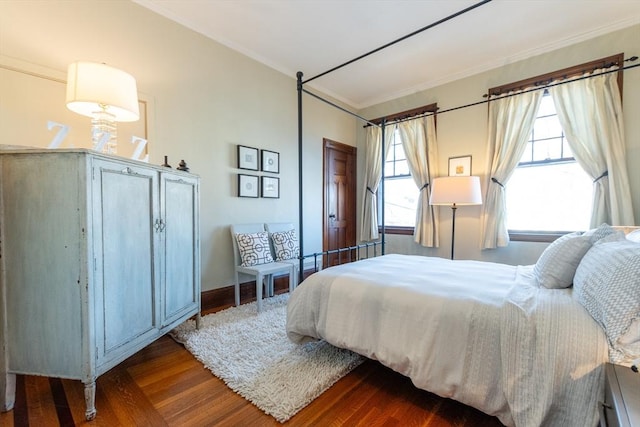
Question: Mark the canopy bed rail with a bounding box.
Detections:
[291,0,640,425]
[294,0,638,284]
[301,240,384,274]
[295,0,495,284]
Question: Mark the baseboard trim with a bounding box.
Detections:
[200,270,315,313]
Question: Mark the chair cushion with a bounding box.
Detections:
[236,231,274,267]
[270,229,299,261]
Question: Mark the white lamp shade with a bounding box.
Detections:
[66,61,139,122]
[429,176,483,206]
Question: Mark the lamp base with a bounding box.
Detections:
[91,110,117,154]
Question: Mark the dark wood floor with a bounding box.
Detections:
[1,298,504,427]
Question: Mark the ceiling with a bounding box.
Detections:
[133,0,640,109]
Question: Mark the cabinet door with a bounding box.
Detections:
[160,172,200,327]
[92,160,160,367]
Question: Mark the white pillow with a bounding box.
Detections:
[626,229,640,243]
[533,232,592,289]
[270,229,299,261]
[235,231,274,267]
[574,239,640,363]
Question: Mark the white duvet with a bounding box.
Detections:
[286,254,609,427]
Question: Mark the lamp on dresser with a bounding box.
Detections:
[66,61,140,154]
[429,176,483,260]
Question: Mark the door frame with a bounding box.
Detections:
[322,138,357,257]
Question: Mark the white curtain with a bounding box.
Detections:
[398,115,439,247]
[550,68,635,226]
[360,125,392,241]
[480,90,543,249]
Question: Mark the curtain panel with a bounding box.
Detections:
[480,90,543,249]
[549,67,635,226]
[398,116,439,247]
[359,125,392,241]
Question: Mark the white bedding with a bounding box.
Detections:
[286,254,609,427]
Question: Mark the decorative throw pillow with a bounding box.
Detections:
[270,229,299,261]
[235,232,274,267]
[533,232,592,289]
[574,239,640,363]
[583,223,618,243]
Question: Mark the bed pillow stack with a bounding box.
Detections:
[533,223,621,289]
[235,231,274,267]
[573,231,640,363]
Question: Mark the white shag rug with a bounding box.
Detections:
[171,294,364,423]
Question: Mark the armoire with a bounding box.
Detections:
[0,148,201,420]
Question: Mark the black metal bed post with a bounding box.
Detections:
[380,118,386,255]
[297,71,304,284]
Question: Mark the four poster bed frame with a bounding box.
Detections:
[287,1,640,427]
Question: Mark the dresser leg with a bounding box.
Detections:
[195,312,202,329]
[84,381,96,420]
[0,373,15,411]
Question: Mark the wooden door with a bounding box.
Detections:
[323,139,356,267]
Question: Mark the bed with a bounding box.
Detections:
[286,226,640,427]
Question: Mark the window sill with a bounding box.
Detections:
[508,230,571,243]
[378,226,414,236]
[378,229,573,242]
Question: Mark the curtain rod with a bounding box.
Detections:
[302,0,493,86]
[367,58,639,127]
[487,55,635,96]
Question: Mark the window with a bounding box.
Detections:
[506,91,592,232]
[381,126,418,227]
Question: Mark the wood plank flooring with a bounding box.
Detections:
[1,299,504,427]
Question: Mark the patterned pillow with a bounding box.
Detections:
[235,232,274,267]
[574,239,640,363]
[533,232,592,289]
[583,223,618,243]
[270,229,299,261]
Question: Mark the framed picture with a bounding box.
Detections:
[261,149,279,173]
[238,174,259,198]
[261,176,279,198]
[237,145,259,170]
[448,155,472,176]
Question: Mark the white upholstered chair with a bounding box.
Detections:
[264,222,302,290]
[230,223,294,312]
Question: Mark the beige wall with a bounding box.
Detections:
[358,24,640,265]
[0,0,356,291]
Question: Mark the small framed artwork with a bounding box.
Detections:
[238,145,259,170]
[261,176,279,198]
[238,174,259,198]
[261,149,280,173]
[448,155,472,177]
